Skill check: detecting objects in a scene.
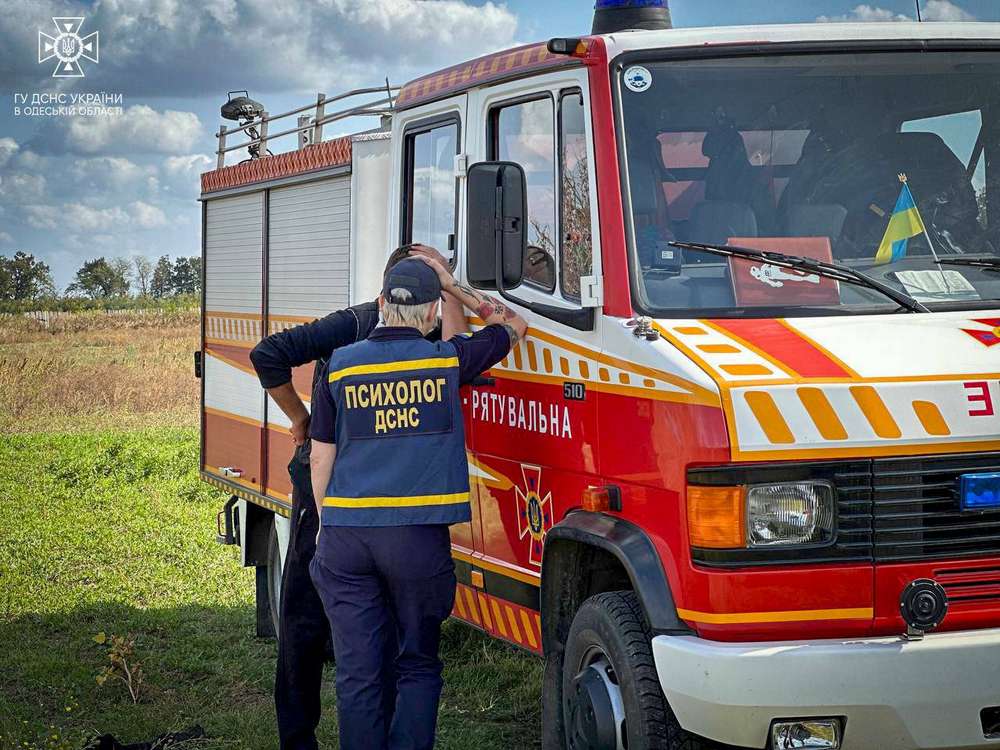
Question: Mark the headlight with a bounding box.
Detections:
[746,482,835,547]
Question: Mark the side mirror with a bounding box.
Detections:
[465,160,597,332]
[467,161,526,290]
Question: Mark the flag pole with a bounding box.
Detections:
[900,173,940,262]
[902,173,954,296]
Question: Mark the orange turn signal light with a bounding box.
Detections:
[582,485,621,513]
[687,486,745,549]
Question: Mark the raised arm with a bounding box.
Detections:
[415,256,528,346]
[249,307,367,445]
[408,244,468,341]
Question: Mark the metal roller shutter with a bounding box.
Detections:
[202,192,265,493]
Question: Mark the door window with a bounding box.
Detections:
[404,119,459,261]
[559,91,594,299]
[490,97,557,291]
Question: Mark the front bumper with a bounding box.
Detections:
[652,627,1000,749]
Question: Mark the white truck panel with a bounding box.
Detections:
[205,193,264,315]
[268,177,352,318]
[350,133,392,305]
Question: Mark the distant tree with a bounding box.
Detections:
[132,256,154,296]
[171,256,201,295]
[111,257,133,295]
[150,255,173,298]
[0,252,56,300]
[66,257,130,299]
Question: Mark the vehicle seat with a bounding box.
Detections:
[785,203,848,255]
[629,152,674,267]
[688,200,758,246]
[703,118,777,234]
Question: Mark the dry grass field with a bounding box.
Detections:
[0,310,541,750]
[0,310,200,433]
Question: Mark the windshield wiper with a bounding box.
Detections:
[670,241,930,313]
[935,256,1000,274]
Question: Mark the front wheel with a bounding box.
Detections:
[562,591,726,750]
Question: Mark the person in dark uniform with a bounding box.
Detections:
[248,245,462,750]
[308,256,526,750]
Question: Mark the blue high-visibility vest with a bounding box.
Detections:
[320,333,470,527]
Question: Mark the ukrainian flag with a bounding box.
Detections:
[874,178,926,265]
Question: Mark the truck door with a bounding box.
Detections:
[393,96,498,631]
[202,192,266,495]
[464,77,603,652]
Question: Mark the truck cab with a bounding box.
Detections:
[199,13,1000,750]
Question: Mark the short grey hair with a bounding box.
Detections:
[382,300,437,329]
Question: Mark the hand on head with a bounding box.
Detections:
[411,250,456,291]
[407,244,449,268]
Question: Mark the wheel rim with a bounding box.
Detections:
[567,645,627,750]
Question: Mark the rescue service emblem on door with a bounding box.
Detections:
[516,464,552,567]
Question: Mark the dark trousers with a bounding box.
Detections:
[274,455,329,750]
[310,524,456,750]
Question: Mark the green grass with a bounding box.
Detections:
[0,428,542,749]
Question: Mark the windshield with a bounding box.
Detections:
[619,50,1000,315]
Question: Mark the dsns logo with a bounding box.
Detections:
[38,17,99,78]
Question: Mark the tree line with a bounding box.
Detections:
[0,252,201,304]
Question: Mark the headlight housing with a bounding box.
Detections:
[687,481,836,550]
[746,482,835,547]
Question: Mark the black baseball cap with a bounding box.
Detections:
[381,258,441,305]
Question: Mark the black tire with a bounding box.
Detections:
[562,590,729,750]
[265,520,283,637]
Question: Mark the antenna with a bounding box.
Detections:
[915,0,923,21]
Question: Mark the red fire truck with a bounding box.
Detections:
[198,3,1000,748]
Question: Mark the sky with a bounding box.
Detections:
[0,0,995,290]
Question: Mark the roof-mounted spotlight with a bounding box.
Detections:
[221,90,270,161]
[592,0,672,34]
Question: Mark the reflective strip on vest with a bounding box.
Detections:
[323,491,470,508]
[329,356,460,383]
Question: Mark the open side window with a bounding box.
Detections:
[481,89,596,309]
[401,115,461,263]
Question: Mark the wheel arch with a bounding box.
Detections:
[540,511,691,654]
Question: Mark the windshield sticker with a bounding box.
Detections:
[728,236,840,306]
[623,66,652,93]
[893,269,979,302]
[750,264,820,288]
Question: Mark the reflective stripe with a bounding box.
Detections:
[323,491,470,508]
[328,356,459,383]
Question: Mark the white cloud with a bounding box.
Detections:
[60,105,203,155]
[1,0,521,96]
[0,231,13,244]
[922,0,976,21]
[24,201,165,231]
[818,1,975,22]
[818,5,910,22]
[0,137,18,168]
[129,201,168,228]
[162,154,213,197]
[69,156,158,192]
[0,172,47,204]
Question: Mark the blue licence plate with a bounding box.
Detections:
[959,472,1000,511]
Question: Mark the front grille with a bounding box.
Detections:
[872,453,1000,562]
[934,565,1000,605]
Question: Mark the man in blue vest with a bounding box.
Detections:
[308,256,526,750]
